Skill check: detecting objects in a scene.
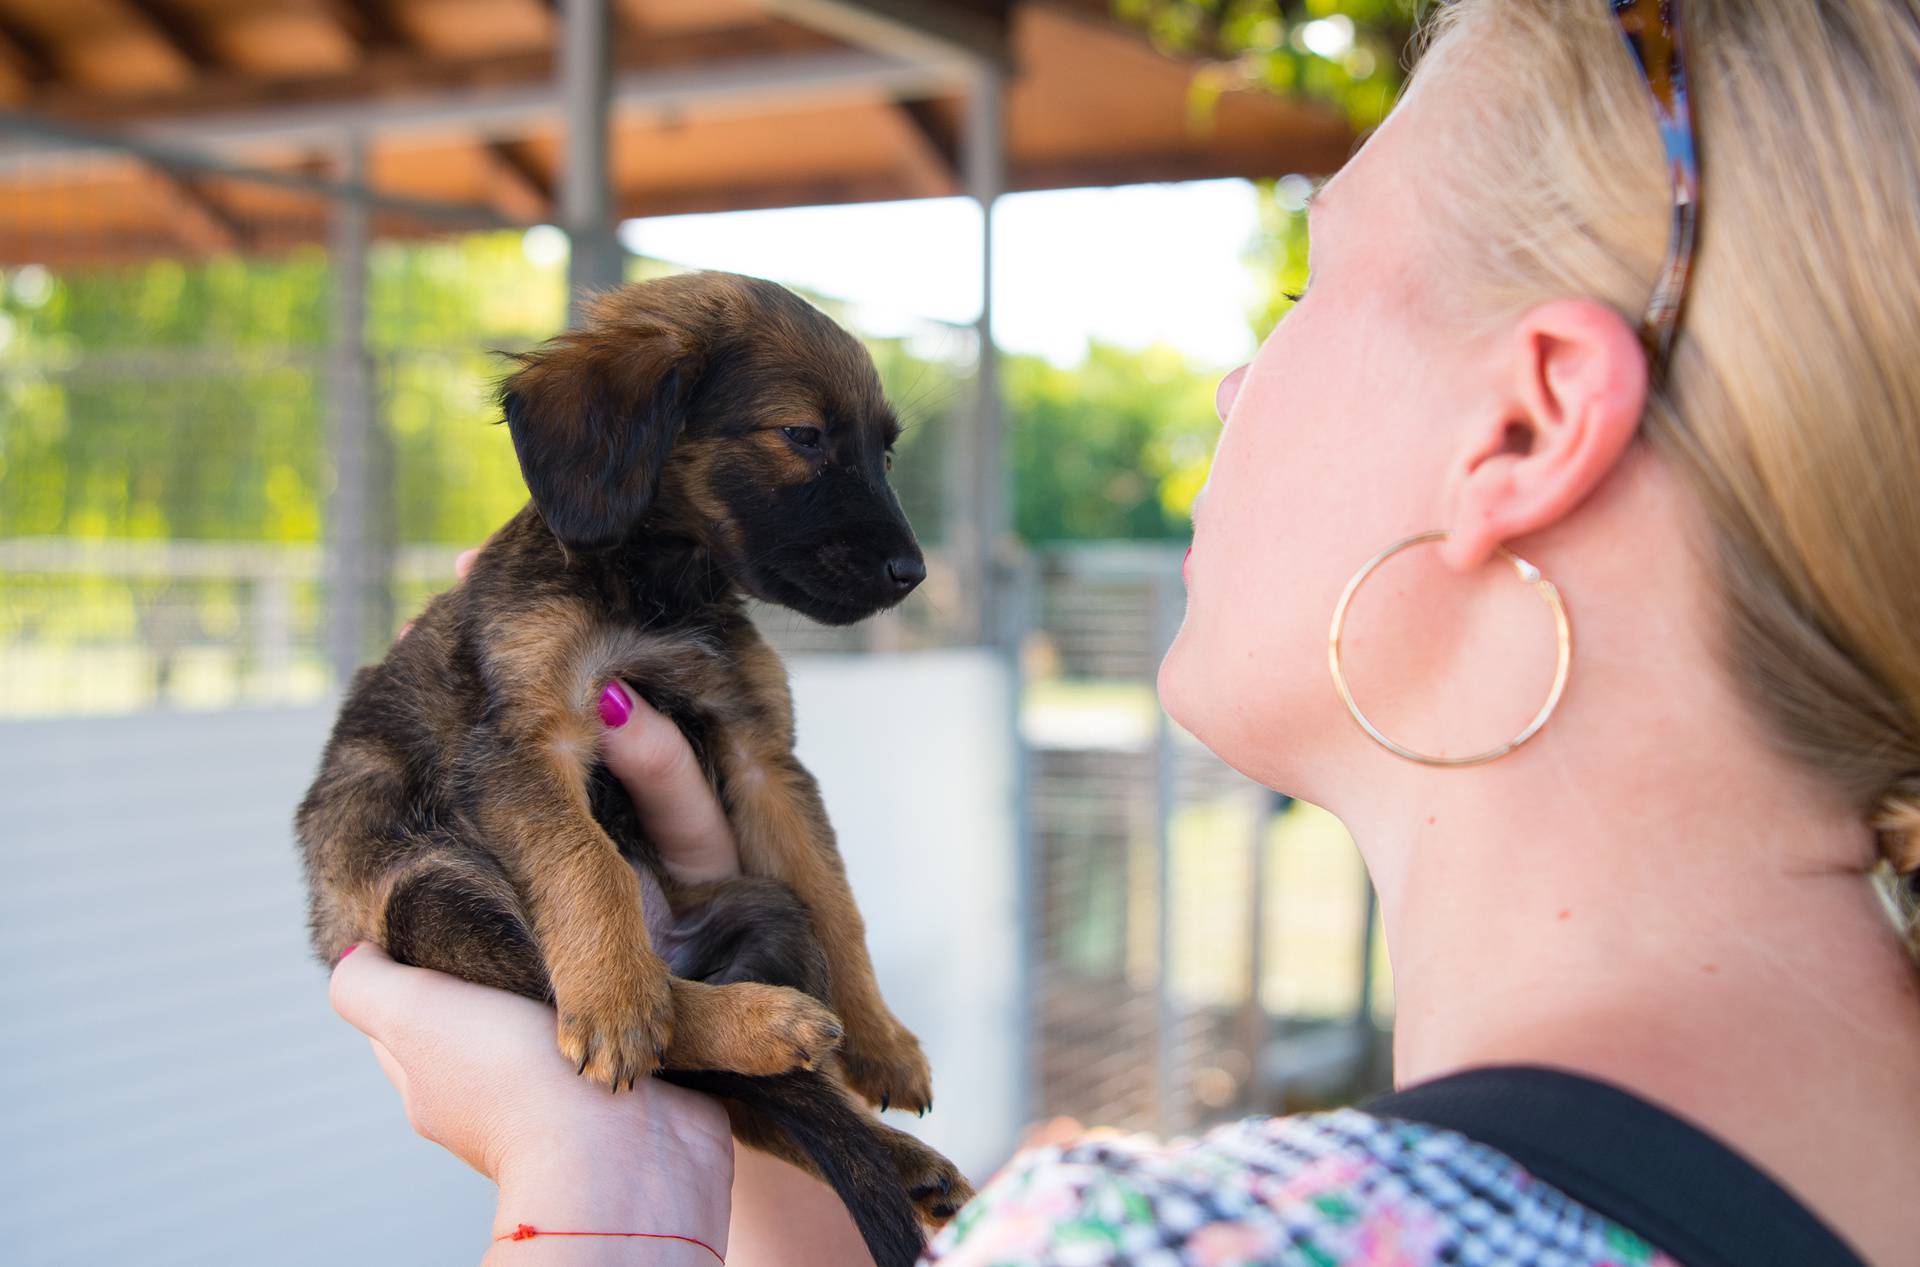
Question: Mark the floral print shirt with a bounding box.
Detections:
[921,1109,1685,1267]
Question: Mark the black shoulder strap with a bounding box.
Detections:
[1359,1065,1866,1267]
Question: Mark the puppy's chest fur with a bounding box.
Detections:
[332,507,793,885]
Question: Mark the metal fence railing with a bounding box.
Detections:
[0,111,980,712]
[1021,543,1390,1135]
[0,536,980,717]
[0,111,1387,1145]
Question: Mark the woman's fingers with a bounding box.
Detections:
[368,1036,409,1097]
[598,680,741,884]
[329,942,426,1051]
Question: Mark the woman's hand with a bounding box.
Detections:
[332,944,734,1261]
[331,545,748,1260]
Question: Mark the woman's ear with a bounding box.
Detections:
[500,320,706,552]
[1439,298,1648,570]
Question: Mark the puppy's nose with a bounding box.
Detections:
[885,554,926,595]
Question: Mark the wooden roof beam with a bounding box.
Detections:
[116,0,223,73]
[761,0,1009,74]
[0,15,58,88]
[896,97,956,169]
[320,0,414,55]
[149,166,248,253]
[0,48,965,158]
[478,138,552,223]
[890,96,957,196]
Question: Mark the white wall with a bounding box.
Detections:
[0,649,1018,1267]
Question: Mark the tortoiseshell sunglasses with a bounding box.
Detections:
[1611,0,1699,369]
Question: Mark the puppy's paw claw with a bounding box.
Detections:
[842,1020,932,1115]
[881,1129,974,1227]
[555,965,674,1092]
[677,983,844,1076]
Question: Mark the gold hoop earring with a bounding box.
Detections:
[1327,529,1572,768]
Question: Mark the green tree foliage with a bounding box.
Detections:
[0,242,1221,556]
[1113,0,1417,130]
[0,232,565,547]
[1009,343,1219,541]
[0,241,975,549]
[1114,0,1416,340]
[1246,174,1317,339]
[0,250,332,542]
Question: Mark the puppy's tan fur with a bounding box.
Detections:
[296,273,968,1265]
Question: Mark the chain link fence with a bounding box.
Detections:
[0,114,1388,1150]
[1021,545,1391,1136]
[0,115,986,716]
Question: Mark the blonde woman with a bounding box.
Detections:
[329,2,1920,1263]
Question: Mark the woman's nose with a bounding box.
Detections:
[1215,364,1249,423]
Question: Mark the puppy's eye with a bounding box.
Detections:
[781,426,823,450]
[884,450,894,472]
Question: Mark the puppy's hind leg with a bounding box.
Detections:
[658,876,843,1076]
[661,876,831,1000]
[379,854,843,1077]
[379,847,552,1004]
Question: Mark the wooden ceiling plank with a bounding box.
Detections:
[149,165,248,252]
[25,21,858,126]
[115,0,224,73]
[7,46,963,154]
[320,0,414,54]
[762,0,1010,72]
[888,96,956,196]
[895,97,956,170]
[616,168,913,218]
[478,137,551,222]
[0,14,58,86]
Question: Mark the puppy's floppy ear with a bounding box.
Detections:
[500,321,704,551]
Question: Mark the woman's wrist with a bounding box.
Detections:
[491,1089,735,1259]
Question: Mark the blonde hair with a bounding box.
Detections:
[1412,1,1920,946]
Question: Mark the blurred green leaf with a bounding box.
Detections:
[1114,0,1416,348]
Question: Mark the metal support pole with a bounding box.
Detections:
[961,63,1038,1149]
[1236,788,1275,1109]
[961,67,1007,646]
[1149,561,1181,1133]
[325,128,391,684]
[560,0,622,321]
[1355,873,1381,1084]
[1005,550,1040,1131]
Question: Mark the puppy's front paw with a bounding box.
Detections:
[667,982,845,1076]
[730,984,845,1075]
[840,1016,932,1115]
[878,1127,975,1226]
[555,954,674,1091]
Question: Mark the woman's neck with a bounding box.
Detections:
[1337,635,1920,1266]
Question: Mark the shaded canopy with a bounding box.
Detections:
[0,0,1356,264]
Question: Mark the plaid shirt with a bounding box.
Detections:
[921,1109,1684,1267]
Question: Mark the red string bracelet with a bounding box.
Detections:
[495,1223,724,1263]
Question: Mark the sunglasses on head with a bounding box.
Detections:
[1611,0,1699,372]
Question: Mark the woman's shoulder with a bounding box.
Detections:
[922,1108,1682,1267]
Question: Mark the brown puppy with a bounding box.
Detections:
[295,271,970,1267]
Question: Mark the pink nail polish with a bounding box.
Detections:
[599,682,632,729]
[339,942,360,961]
